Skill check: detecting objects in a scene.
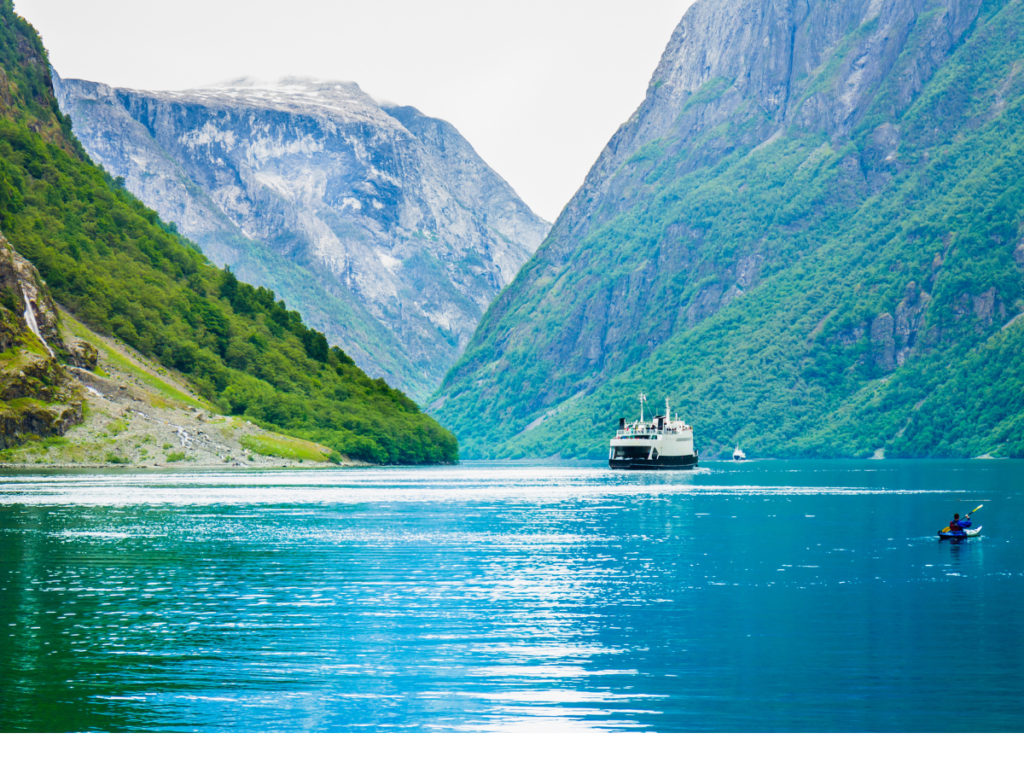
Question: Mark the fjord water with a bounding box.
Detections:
[1,461,1021,732]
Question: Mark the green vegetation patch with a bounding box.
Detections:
[241,433,332,463]
[62,314,209,411]
[683,76,734,110]
[105,419,128,436]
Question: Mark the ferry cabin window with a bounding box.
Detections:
[613,446,652,459]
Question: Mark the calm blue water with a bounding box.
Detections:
[0,460,1021,732]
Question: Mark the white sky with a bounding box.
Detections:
[15,0,695,223]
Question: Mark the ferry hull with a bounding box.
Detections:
[609,454,698,470]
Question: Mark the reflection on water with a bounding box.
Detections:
[1,460,1022,732]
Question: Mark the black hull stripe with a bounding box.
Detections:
[609,456,699,470]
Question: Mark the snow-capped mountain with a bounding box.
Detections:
[54,75,549,401]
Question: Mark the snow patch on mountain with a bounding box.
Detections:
[56,74,551,400]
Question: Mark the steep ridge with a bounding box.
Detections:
[54,75,550,402]
[434,0,1024,459]
[0,1,457,464]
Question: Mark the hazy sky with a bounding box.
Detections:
[15,0,696,222]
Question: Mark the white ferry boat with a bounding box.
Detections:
[609,394,698,470]
[733,446,746,461]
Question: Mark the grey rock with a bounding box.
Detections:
[53,74,549,401]
[871,312,897,372]
[67,340,99,371]
[0,400,82,449]
[894,281,929,363]
[735,253,765,290]
[971,287,998,325]
[953,287,1003,328]
[686,283,726,328]
[834,323,868,349]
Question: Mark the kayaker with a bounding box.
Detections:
[949,513,970,532]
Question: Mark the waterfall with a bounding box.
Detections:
[21,286,55,358]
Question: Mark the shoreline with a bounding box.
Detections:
[0,458,369,471]
[0,311,369,470]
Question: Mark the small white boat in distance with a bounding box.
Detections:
[609,394,698,470]
[733,446,746,461]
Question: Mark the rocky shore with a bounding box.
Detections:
[0,301,363,471]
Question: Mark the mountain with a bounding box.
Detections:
[53,75,549,402]
[0,0,456,464]
[433,0,1024,460]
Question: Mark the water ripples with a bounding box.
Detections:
[2,460,1023,731]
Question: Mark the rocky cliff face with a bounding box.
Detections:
[0,233,88,447]
[53,76,549,401]
[434,0,1024,459]
[546,0,982,259]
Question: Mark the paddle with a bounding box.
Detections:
[940,504,982,534]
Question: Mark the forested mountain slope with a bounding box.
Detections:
[0,1,456,464]
[434,0,1024,459]
[54,75,549,402]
